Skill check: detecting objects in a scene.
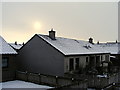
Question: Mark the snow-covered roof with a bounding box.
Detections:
[9,43,23,50]
[0,36,17,54]
[37,34,109,55]
[96,42,120,54]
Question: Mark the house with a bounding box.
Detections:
[96,42,120,72]
[16,29,110,76]
[96,42,120,60]
[0,36,17,81]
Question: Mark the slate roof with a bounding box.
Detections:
[0,36,17,54]
[37,34,109,55]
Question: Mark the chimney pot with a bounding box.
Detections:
[97,41,99,44]
[49,28,56,40]
[15,41,17,45]
[89,37,93,44]
[23,42,25,46]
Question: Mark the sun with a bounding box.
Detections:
[34,22,42,30]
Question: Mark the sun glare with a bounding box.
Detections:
[34,22,42,30]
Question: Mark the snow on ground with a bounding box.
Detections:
[1,80,53,89]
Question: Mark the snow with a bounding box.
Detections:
[1,80,53,88]
[38,34,109,55]
[110,56,116,58]
[0,36,17,54]
[97,75,107,78]
[96,42,120,54]
[9,43,23,50]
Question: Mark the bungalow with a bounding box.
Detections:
[0,36,17,81]
[16,29,110,76]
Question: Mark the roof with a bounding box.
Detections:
[0,36,17,54]
[37,34,109,55]
[9,43,23,50]
[96,42,120,54]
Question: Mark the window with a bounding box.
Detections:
[86,57,89,66]
[86,57,89,63]
[2,57,8,68]
[69,58,74,71]
[89,56,94,66]
[105,55,109,61]
[101,55,103,61]
[96,56,100,67]
[75,58,79,70]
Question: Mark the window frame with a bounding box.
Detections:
[2,57,9,68]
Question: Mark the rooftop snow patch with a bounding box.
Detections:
[96,43,120,54]
[9,43,23,50]
[37,34,109,55]
[0,36,17,54]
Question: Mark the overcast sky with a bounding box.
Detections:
[2,2,118,43]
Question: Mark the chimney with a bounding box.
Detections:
[23,42,25,46]
[49,28,56,40]
[89,37,93,44]
[15,41,17,45]
[97,41,99,44]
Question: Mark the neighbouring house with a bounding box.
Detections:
[96,42,120,62]
[16,29,110,76]
[9,42,23,52]
[96,42,120,60]
[0,36,17,81]
[96,42,120,72]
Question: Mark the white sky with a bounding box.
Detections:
[1,1,119,43]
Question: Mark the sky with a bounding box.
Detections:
[1,2,118,43]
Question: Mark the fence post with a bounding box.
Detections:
[38,73,41,84]
[56,76,58,87]
[72,78,74,83]
[25,71,28,82]
[15,70,17,80]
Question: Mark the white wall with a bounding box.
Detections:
[64,56,89,73]
[64,54,110,73]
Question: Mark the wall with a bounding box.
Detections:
[2,54,17,81]
[16,71,87,89]
[64,54,110,73]
[64,56,88,73]
[17,35,64,76]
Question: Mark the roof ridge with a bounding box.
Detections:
[37,34,87,42]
